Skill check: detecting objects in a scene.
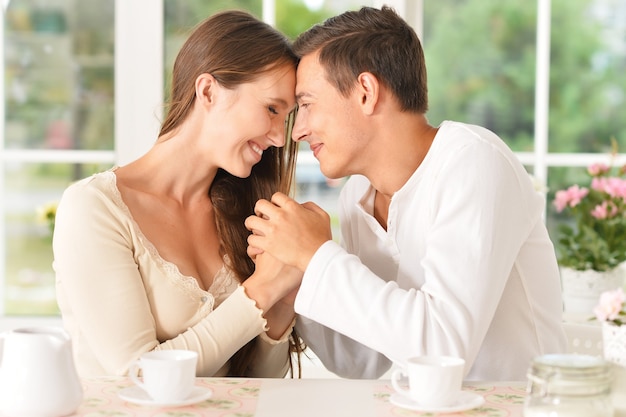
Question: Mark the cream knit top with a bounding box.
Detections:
[54,170,292,378]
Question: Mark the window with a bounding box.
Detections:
[2,0,115,318]
[422,0,626,237]
[2,0,625,320]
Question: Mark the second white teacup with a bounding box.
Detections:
[391,355,465,407]
[129,349,198,403]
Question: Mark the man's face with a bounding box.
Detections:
[292,52,364,179]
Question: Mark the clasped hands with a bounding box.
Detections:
[244,192,332,307]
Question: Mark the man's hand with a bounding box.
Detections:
[245,192,332,272]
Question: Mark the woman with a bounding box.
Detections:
[53,10,303,378]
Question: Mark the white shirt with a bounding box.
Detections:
[295,120,567,381]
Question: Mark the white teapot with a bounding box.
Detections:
[0,326,83,417]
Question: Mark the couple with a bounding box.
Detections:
[53,6,566,381]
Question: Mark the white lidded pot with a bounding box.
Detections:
[0,326,83,417]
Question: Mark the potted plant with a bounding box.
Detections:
[553,148,626,315]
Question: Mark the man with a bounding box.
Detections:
[245,6,566,381]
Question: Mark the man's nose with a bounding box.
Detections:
[291,111,308,142]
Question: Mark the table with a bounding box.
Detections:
[74,376,527,417]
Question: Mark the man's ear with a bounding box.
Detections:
[356,72,380,115]
[195,73,217,109]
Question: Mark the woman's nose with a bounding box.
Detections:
[267,118,286,147]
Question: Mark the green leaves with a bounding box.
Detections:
[557,223,626,271]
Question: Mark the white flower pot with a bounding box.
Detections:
[603,322,626,366]
[602,322,626,417]
[560,267,625,316]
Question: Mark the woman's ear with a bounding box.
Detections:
[195,73,216,109]
[356,72,380,115]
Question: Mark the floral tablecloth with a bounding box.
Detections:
[74,376,527,417]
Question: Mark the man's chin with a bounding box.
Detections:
[320,166,342,181]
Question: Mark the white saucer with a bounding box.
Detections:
[389,391,485,413]
[118,385,212,407]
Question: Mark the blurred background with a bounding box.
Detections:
[1,0,625,321]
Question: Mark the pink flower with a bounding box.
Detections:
[588,162,610,177]
[553,185,589,212]
[592,177,626,199]
[591,201,619,219]
[594,288,625,322]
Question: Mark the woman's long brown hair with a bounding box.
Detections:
[159,10,304,377]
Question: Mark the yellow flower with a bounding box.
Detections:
[36,201,58,234]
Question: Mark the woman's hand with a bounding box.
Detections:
[264,287,300,340]
[242,251,303,316]
[243,252,303,339]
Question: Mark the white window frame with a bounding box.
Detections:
[1,0,623,328]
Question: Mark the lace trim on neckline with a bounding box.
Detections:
[97,169,234,308]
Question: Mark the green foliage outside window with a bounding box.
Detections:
[424,0,626,156]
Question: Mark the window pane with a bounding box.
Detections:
[3,163,109,315]
[4,0,115,151]
[548,0,626,153]
[3,0,115,317]
[423,0,537,152]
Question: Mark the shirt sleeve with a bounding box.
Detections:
[158,286,269,376]
[247,320,295,378]
[53,179,274,376]
[295,312,392,378]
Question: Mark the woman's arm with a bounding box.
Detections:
[54,180,269,376]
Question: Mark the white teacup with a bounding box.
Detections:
[129,350,198,403]
[391,355,465,407]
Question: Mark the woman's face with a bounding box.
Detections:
[210,65,297,178]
